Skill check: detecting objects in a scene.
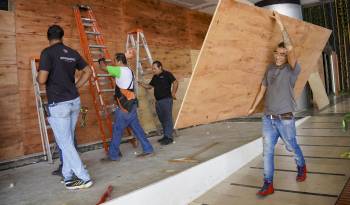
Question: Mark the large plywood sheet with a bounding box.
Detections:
[175,0,331,129]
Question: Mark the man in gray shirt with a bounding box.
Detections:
[248,11,306,196]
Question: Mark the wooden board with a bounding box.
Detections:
[175,0,331,129]
[308,72,330,110]
[0,0,212,161]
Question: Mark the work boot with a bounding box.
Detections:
[257,180,274,196]
[296,165,307,182]
[52,164,62,176]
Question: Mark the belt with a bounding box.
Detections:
[266,112,293,120]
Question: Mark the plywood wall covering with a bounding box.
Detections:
[0,0,211,161]
[175,0,331,129]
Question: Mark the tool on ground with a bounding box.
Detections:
[73,4,137,152]
[31,58,55,163]
[169,142,220,163]
[96,185,113,205]
[80,106,89,128]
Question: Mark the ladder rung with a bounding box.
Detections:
[39,90,46,94]
[140,57,150,61]
[93,58,112,62]
[83,23,93,27]
[97,74,112,77]
[82,18,95,22]
[100,89,115,93]
[89,44,106,48]
[86,31,101,35]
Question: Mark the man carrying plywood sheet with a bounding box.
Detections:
[248,12,306,196]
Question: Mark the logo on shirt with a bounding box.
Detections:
[63,49,68,53]
[60,56,76,62]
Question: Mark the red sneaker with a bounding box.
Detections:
[296,165,307,182]
[257,181,274,196]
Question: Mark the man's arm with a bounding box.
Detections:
[76,66,92,88]
[273,11,297,69]
[171,80,178,100]
[138,81,153,89]
[248,84,267,115]
[37,70,49,85]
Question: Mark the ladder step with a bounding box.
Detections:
[86,31,101,35]
[96,74,112,77]
[83,23,93,27]
[89,44,106,48]
[93,58,112,62]
[82,18,95,22]
[100,89,115,93]
[77,4,90,10]
[140,57,150,61]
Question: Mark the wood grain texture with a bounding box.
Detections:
[308,72,330,110]
[0,0,211,161]
[175,0,331,129]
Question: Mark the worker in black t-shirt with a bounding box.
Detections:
[139,61,178,145]
[37,25,92,190]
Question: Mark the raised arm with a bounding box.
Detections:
[272,11,297,69]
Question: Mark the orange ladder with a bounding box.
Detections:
[73,4,136,152]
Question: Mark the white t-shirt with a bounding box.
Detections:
[107,66,134,89]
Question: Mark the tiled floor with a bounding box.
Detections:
[190,99,350,205]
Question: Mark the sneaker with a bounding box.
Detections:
[160,137,173,145]
[65,179,93,190]
[61,175,78,184]
[52,164,62,176]
[136,152,154,158]
[296,165,307,182]
[257,181,274,196]
[100,157,120,162]
[157,137,167,143]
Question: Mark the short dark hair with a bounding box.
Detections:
[47,25,64,40]
[278,42,285,48]
[116,53,127,65]
[152,60,163,69]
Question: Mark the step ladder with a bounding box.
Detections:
[31,58,55,163]
[73,4,137,152]
[126,29,162,135]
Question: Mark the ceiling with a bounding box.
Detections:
[162,0,322,14]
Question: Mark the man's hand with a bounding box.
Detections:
[138,81,152,89]
[172,92,177,100]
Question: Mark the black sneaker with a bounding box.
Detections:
[160,138,173,145]
[65,179,93,190]
[157,137,167,143]
[52,164,62,176]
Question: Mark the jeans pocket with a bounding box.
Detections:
[49,104,70,118]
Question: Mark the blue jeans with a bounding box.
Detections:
[155,98,173,138]
[48,97,91,182]
[262,115,305,183]
[109,105,154,160]
[58,135,77,165]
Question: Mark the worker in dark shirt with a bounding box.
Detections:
[139,61,178,145]
[37,25,93,190]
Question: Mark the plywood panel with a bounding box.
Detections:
[123,0,189,48]
[308,72,330,109]
[175,0,331,129]
[0,0,212,161]
[0,11,15,35]
[187,11,212,50]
